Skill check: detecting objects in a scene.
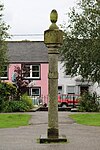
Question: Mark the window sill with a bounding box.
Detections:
[0,77,8,80]
[23,77,40,80]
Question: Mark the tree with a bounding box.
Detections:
[0,2,9,78]
[78,92,100,112]
[12,65,29,99]
[60,0,100,83]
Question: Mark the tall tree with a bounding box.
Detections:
[60,0,100,83]
[0,1,9,78]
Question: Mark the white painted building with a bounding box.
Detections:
[58,61,100,96]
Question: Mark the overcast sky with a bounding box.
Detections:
[3,0,76,41]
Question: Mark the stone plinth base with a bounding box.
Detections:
[39,134,67,143]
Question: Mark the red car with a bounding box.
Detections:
[58,94,80,108]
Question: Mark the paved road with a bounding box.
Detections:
[0,111,100,150]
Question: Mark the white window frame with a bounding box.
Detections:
[24,64,40,79]
[67,86,75,94]
[0,66,8,79]
[30,87,41,97]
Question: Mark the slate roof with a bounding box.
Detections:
[7,41,48,63]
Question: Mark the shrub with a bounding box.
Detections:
[0,82,17,112]
[78,92,100,112]
[21,93,33,109]
[2,101,30,112]
[0,82,17,100]
[0,97,4,112]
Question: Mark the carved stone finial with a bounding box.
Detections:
[50,9,58,23]
[49,9,59,30]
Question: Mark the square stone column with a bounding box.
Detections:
[40,9,67,143]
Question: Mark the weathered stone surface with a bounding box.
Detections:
[44,30,63,44]
[50,9,58,24]
[48,128,59,138]
[43,9,67,143]
[40,134,67,143]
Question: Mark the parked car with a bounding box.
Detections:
[58,94,80,108]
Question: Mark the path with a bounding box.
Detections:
[0,112,100,150]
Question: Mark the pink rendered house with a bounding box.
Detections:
[1,41,49,104]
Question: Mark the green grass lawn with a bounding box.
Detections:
[69,113,100,126]
[0,114,31,128]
